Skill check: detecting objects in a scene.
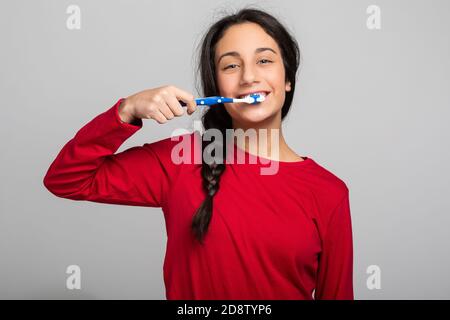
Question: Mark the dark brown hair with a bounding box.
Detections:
[191,7,301,245]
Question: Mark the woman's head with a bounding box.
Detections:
[215,22,291,127]
[191,8,301,244]
[197,8,301,127]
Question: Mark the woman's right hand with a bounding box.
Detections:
[118,85,198,124]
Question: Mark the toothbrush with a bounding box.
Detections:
[178,93,266,106]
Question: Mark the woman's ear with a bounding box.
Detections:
[285,81,292,92]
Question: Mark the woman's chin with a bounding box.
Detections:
[234,109,277,126]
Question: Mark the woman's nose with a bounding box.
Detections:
[240,65,259,85]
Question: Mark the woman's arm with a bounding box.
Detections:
[43,98,172,208]
[314,191,354,300]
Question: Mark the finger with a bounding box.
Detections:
[171,86,197,113]
[165,94,185,117]
[186,103,197,115]
[156,99,175,120]
[186,100,197,115]
[150,110,168,124]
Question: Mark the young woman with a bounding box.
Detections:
[43,8,354,300]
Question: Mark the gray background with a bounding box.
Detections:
[1,0,449,299]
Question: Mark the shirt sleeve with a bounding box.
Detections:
[43,98,174,208]
[314,191,354,300]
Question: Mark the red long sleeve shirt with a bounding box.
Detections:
[43,98,354,300]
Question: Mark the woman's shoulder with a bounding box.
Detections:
[297,158,350,213]
[307,159,348,192]
[143,131,199,165]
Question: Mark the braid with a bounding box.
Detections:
[191,8,301,244]
[191,106,231,245]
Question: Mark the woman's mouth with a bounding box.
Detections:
[237,91,270,99]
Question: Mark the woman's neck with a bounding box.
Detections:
[232,114,303,162]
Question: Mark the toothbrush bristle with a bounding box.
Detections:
[250,93,265,104]
[235,93,266,104]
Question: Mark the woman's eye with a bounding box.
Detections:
[258,59,273,64]
[224,64,238,70]
[223,59,272,70]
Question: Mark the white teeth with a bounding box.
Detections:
[238,92,268,99]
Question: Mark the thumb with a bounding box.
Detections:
[187,106,196,115]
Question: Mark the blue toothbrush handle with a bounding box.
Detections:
[179,96,233,106]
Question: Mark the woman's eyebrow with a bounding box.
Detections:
[217,47,277,64]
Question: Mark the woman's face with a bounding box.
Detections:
[215,22,291,127]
